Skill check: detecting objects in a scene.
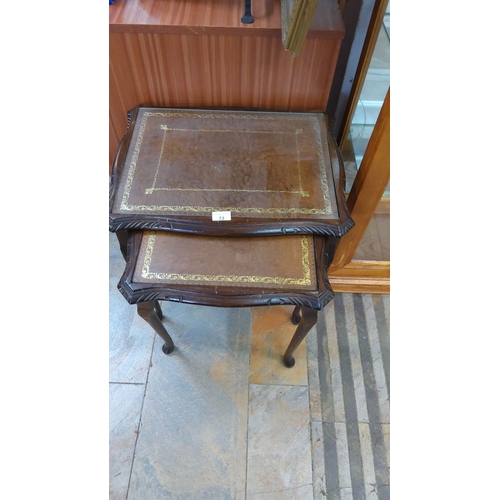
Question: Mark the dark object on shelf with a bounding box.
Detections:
[241,0,254,23]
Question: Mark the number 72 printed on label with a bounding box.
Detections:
[212,211,232,221]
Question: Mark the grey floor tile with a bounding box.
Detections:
[307,327,322,422]
[343,294,370,424]
[246,384,313,499]
[372,295,390,397]
[321,421,341,500]
[358,422,378,500]
[333,422,352,497]
[369,422,390,500]
[109,306,157,384]
[250,306,308,386]
[109,383,145,500]
[321,294,390,500]
[109,226,390,500]
[328,295,360,425]
[128,302,252,500]
[109,233,156,383]
[343,422,365,500]
[310,422,327,500]
[324,302,347,423]
[381,295,390,336]
[381,424,390,468]
[247,484,314,500]
[361,295,389,424]
[340,488,354,500]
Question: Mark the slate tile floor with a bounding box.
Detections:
[109,234,390,500]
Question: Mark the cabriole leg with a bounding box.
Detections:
[284,307,318,368]
[154,300,163,320]
[291,305,302,325]
[137,301,174,355]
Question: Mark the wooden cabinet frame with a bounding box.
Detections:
[324,0,390,294]
[329,88,390,293]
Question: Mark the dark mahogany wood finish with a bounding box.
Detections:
[118,231,336,366]
[118,231,335,310]
[110,106,354,368]
[109,106,354,237]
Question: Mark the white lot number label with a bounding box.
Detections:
[212,211,232,221]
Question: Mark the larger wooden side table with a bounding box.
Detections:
[109,106,353,367]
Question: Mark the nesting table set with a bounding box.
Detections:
[109,106,354,368]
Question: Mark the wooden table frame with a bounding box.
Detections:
[109,106,354,238]
[117,231,339,368]
[109,106,353,368]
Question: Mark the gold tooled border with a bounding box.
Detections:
[140,231,313,286]
[120,110,335,216]
[146,126,308,197]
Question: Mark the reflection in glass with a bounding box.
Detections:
[342,3,390,262]
[342,3,390,196]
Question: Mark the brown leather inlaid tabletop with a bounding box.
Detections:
[132,231,317,290]
[111,107,340,226]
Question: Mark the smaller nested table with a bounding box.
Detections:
[118,231,335,367]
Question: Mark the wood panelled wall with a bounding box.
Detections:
[109,0,345,168]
